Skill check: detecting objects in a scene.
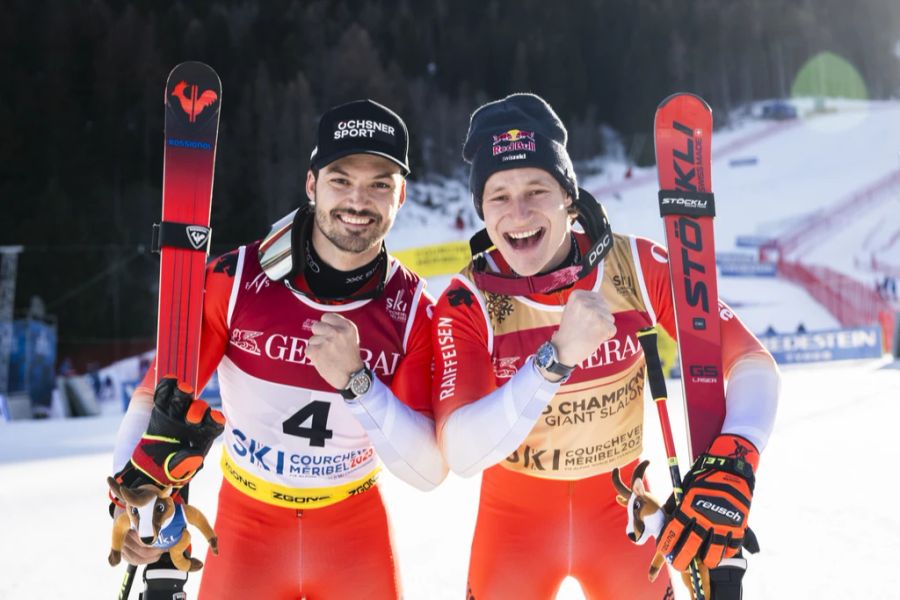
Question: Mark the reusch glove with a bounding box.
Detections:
[657,434,759,571]
[119,377,225,490]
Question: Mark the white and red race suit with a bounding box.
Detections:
[115,240,444,600]
[432,232,778,599]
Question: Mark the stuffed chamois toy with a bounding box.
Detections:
[107,477,218,572]
[612,460,710,600]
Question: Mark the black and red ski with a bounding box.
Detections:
[118,61,221,600]
[653,93,723,462]
[654,93,758,600]
[154,61,221,390]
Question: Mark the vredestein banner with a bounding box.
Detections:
[757,326,883,364]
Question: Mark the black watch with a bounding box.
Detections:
[534,340,575,381]
[340,366,373,400]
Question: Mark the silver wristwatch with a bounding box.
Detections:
[340,366,373,400]
[534,340,575,381]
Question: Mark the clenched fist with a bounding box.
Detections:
[552,289,616,367]
[306,313,366,390]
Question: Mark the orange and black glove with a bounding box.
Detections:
[657,434,759,571]
[115,377,225,494]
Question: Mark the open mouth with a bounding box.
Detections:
[334,212,376,227]
[503,227,544,250]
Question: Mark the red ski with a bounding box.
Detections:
[118,61,222,600]
[653,93,723,461]
[154,61,221,390]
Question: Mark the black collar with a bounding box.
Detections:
[283,207,390,302]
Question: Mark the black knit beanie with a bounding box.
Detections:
[462,93,578,219]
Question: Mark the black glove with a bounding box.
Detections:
[116,377,225,491]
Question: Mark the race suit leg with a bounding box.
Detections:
[466,466,569,600]
[198,478,400,600]
[467,462,673,600]
[570,460,674,600]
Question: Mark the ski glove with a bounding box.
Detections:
[120,377,225,490]
[657,434,758,571]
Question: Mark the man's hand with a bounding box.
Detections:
[657,434,759,571]
[552,289,616,367]
[120,377,225,490]
[120,529,165,565]
[306,313,365,390]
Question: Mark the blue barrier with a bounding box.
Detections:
[719,262,778,277]
[736,235,775,248]
[716,252,757,263]
[757,326,883,364]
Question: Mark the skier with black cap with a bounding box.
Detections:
[111,99,446,599]
[431,93,779,599]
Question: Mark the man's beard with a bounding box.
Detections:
[314,207,390,253]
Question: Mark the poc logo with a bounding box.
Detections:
[587,233,612,265]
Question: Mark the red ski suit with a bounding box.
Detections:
[432,233,769,599]
[138,242,434,599]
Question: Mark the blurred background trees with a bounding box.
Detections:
[2,0,899,367]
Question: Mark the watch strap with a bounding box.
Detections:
[546,358,575,377]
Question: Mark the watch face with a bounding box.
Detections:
[349,370,372,397]
[535,342,554,369]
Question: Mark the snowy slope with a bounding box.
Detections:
[1,357,898,599]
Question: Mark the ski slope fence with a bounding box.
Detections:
[770,168,900,352]
[777,260,895,352]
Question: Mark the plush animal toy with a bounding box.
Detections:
[612,460,710,600]
[107,477,218,572]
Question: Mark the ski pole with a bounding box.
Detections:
[636,326,706,600]
[118,564,137,600]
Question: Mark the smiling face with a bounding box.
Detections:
[481,167,574,276]
[306,153,406,270]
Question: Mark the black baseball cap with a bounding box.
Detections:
[309,99,410,175]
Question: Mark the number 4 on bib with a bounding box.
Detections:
[283,400,334,447]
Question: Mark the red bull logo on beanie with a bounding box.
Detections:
[492,129,536,156]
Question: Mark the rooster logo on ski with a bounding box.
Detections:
[171,80,219,123]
